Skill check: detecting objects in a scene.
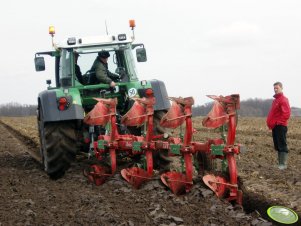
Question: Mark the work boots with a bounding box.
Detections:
[278,152,288,170]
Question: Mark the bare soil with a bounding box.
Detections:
[0,116,300,225]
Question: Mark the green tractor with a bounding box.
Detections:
[34,22,170,179]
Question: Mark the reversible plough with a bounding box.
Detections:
[83,94,242,204]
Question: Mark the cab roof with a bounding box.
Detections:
[56,34,133,49]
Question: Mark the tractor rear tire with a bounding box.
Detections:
[153,110,172,170]
[39,121,77,179]
[153,110,167,135]
[197,152,213,175]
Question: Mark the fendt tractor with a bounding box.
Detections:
[34,20,242,204]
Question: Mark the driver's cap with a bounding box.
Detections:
[98,51,110,58]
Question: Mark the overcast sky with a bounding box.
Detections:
[0,0,300,107]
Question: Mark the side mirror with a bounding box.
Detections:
[136,48,147,62]
[34,56,45,71]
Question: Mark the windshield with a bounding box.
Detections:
[77,52,117,75]
[74,44,139,82]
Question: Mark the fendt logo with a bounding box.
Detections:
[128,88,137,97]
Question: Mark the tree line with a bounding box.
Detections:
[193,98,301,117]
[0,103,37,117]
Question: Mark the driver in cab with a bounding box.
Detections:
[90,50,120,87]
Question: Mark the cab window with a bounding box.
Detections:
[59,50,72,87]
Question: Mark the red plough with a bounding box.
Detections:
[83,94,242,204]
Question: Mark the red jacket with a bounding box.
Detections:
[266,93,291,129]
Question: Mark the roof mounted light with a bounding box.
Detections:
[67,37,76,45]
[129,20,136,40]
[129,20,136,30]
[49,26,56,49]
[118,34,127,41]
[49,26,55,36]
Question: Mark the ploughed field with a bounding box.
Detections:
[0,116,300,225]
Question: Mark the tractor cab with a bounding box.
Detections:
[34,22,166,117]
[35,32,147,88]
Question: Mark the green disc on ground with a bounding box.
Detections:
[267,206,299,224]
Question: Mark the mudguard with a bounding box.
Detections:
[38,90,84,122]
[149,79,170,111]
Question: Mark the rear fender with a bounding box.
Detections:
[149,79,170,111]
[38,89,84,123]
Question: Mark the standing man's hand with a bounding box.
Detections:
[110,81,116,87]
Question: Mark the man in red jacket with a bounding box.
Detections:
[266,82,291,170]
